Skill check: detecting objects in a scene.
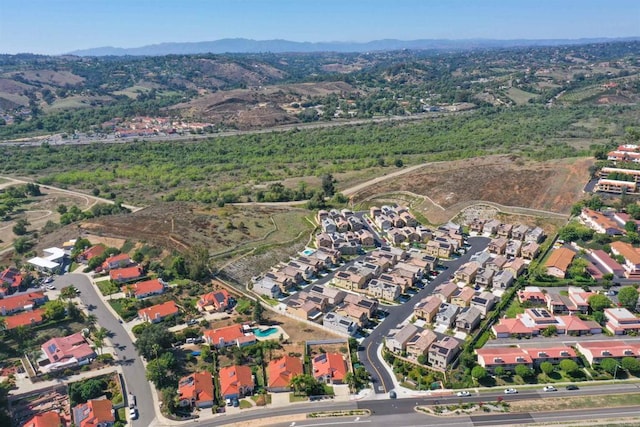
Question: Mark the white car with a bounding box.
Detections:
[543,385,557,392]
[456,391,471,397]
[129,407,138,420]
[45,284,55,290]
[504,388,518,394]
[43,277,54,284]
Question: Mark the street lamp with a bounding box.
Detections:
[614,364,619,382]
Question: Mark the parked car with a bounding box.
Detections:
[128,394,136,408]
[565,384,579,390]
[45,284,55,290]
[226,398,233,406]
[456,391,471,397]
[504,388,518,394]
[187,319,198,326]
[543,386,557,392]
[389,390,397,399]
[43,277,54,284]
[232,398,239,407]
[129,407,138,420]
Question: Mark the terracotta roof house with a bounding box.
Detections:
[312,352,348,384]
[476,347,533,373]
[545,248,575,278]
[452,286,476,308]
[580,208,624,235]
[0,291,47,315]
[219,365,254,399]
[109,266,144,284]
[21,410,65,427]
[202,324,256,348]
[405,328,437,360]
[492,318,533,338]
[4,308,45,330]
[41,332,96,368]
[72,399,114,427]
[178,372,215,408]
[78,245,105,263]
[267,355,303,392]
[138,301,179,323]
[576,340,640,365]
[428,336,460,370]
[196,290,231,312]
[0,267,23,294]
[523,345,578,366]
[605,307,640,335]
[589,249,625,277]
[414,295,441,322]
[610,241,640,277]
[121,278,166,299]
[101,253,131,271]
[518,286,546,304]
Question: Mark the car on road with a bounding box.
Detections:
[45,284,55,290]
[456,391,471,397]
[129,407,138,420]
[186,319,198,326]
[566,384,579,390]
[504,388,518,394]
[43,277,54,284]
[389,390,397,399]
[543,386,557,392]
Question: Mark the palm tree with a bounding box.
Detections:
[86,314,98,330]
[93,327,108,355]
[289,374,306,396]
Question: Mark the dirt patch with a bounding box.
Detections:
[508,392,640,413]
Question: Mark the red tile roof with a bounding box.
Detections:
[103,253,130,268]
[4,308,44,329]
[109,266,143,282]
[0,267,23,288]
[203,324,255,346]
[41,332,95,364]
[476,347,533,367]
[21,410,64,427]
[267,355,303,389]
[219,364,254,398]
[312,352,347,382]
[492,318,532,335]
[122,278,164,297]
[611,241,640,265]
[545,247,575,273]
[178,372,214,406]
[80,245,105,261]
[73,399,114,427]
[138,301,179,322]
[0,292,46,314]
[197,290,230,311]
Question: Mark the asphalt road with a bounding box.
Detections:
[357,236,490,394]
[56,273,155,427]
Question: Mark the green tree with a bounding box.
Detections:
[60,286,78,300]
[184,244,210,281]
[588,294,612,312]
[93,327,108,355]
[625,221,638,234]
[515,364,534,379]
[146,352,177,389]
[42,300,66,320]
[494,366,506,378]
[559,359,579,375]
[13,236,34,254]
[321,174,335,197]
[12,219,29,236]
[542,325,558,337]
[253,300,264,323]
[600,358,619,375]
[618,286,639,311]
[471,366,487,382]
[621,356,640,374]
[540,361,554,375]
[134,323,175,360]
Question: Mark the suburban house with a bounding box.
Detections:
[580,208,624,235]
[589,249,625,277]
[137,301,179,323]
[0,291,47,316]
[433,282,459,303]
[470,251,493,267]
[287,292,327,321]
[72,399,114,427]
[178,372,215,408]
[22,411,66,427]
[41,332,96,370]
[545,247,575,278]
[452,287,476,307]
[312,352,348,384]
[604,307,640,335]
[545,287,595,315]
[267,355,303,392]
[471,291,498,317]
[505,240,523,258]
[527,345,578,366]
[335,303,369,326]
[28,247,66,273]
[78,244,106,263]
[518,286,546,304]
[428,336,461,370]
[497,223,513,238]
[435,303,459,328]
[4,308,45,330]
[476,347,533,373]
[488,237,508,255]
[511,224,530,240]
[323,312,358,336]
[197,289,232,312]
[492,308,602,338]
[425,240,453,258]
[202,324,257,348]
[343,293,378,318]
[521,241,540,260]
[405,328,438,360]
[0,267,24,295]
[610,241,640,278]
[109,266,144,284]
[504,257,526,278]
[332,271,367,291]
[309,285,346,306]
[102,253,131,271]
[483,219,501,235]
[469,218,485,234]
[455,306,482,333]
[414,295,441,322]
[121,278,166,299]
[219,365,254,400]
[385,323,419,353]
[493,270,514,290]
[454,261,480,284]
[576,340,640,365]
[474,268,494,288]
[252,276,281,299]
[366,278,401,301]
[262,271,296,293]
[524,227,545,243]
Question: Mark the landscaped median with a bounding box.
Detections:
[308,409,371,418]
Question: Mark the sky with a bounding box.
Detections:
[1,0,638,55]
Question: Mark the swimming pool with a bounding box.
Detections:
[302,248,315,256]
[253,327,278,337]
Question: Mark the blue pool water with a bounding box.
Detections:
[253,327,278,337]
[302,248,315,256]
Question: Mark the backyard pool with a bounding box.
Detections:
[253,327,278,337]
[302,248,315,256]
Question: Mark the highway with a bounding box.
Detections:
[357,236,490,394]
[54,273,155,427]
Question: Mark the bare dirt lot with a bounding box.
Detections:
[352,155,591,224]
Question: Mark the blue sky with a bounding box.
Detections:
[1,0,638,54]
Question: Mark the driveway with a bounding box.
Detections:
[55,273,155,426]
[357,236,490,394]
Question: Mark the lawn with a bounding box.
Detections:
[504,299,525,318]
[96,280,120,296]
[108,299,139,321]
[289,393,309,403]
[250,393,271,406]
[509,392,640,413]
[239,399,252,409]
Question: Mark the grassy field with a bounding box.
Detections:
[509,392,640,412]
[506,87,537,105]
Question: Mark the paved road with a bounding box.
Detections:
[56,273,155,427]
[357,236,490,394]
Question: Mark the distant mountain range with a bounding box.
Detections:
[68,37,640,57]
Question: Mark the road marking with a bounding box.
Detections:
[293,421,371,427]
[354,417,360,422]
[366,342,387,393]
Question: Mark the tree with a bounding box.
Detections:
[494,366,506,378]
[559,359,579,375]
[471,366,487,382]
[93,327,108,355]
[184,244,210,281]
[394,158,404,168]
[253,300,264,323]
[146,352,177,389]
[42,300,66,320]
[540,361,554,375]
[60,286,78,300]
[621,356,640,374]
[593,310,606,325]
[13,236,34,254]
[625,221,638,234]
[515,364,534,379]
[588,294,612,312]
[134,323,175,360]
[618,286,639,311]
[12,219,29,236]
[321,174,335,197]
[542,325,557,337]
[599,358,619,375]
